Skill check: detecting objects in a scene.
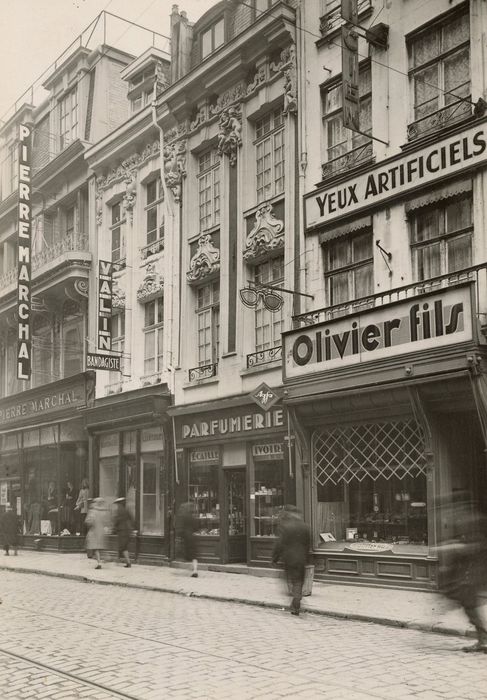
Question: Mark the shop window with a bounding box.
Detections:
[322,64,372,169]
[254,257,284,353]
[409,194,473,280]
[324,230,373,306]
[201,18,225,59]
[143,297,164,375]
[196,281,220,367]
[198,149,220,232]
[59,88,79,149]
[99,432,120,507]
[251,458,284,536]
[145,177,164,248]
[140,426,165,535]
[110,202,126,266]
[313,420,428,551]
[408,9,470,131]
[189,464,220,535]
[255,108,285,203]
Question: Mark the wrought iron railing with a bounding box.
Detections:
[319,0,372,36]
[247,346,282,369]
[293,264,487,327]
[407,96,472,141]
[0,267,17,291]
[105,381,124,396]
[141,371,163,386]
[321,140,373,180]
[112,257,126,272]
[140,237,164,260]
[188,362,218,382]
[32,231,89,272]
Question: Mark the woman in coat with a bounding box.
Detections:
[113,497,134,568]
[85,498,107,569]
[1,504,19,556]
[75,478,90,536]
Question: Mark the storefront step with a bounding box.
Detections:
[21,535,85,553]
[314,571,437,591]
[168,560,281,579]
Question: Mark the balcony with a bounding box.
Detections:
[140,238,164,260]
[0,231,90,294]
[140,371,163,387]
[188,363,218,382]
[321,141,373,181]
[407,98,472,142]
[247,346,282,369]
[293,264,487,328]
[105,380,124,396]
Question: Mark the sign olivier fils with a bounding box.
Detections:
[98,261,113,351]
[17,124,32,380]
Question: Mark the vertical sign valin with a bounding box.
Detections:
[98,261,113,351]
[17,124,32,380]
[341,0,359,132]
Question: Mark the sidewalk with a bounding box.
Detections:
[0,550,484,640]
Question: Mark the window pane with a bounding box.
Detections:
[442,13,469,52]
[415,209,440,242]
[445,197,471,233]
[147,180,157,205]
[145,301,155,327]
[202,28,212,57]
[417,243,441,280]
[147,208,158,242]
[354,263,373,297]
[447,234,472,272]
[353,233,372,262]
[444,48,470,102]
[330,271,349,305]
[214,18,224,49]
[414,65,439,118]
[328,238,349,270]
[412,30,439,67]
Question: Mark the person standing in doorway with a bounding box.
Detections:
[1,504,19,556]
[177,501,198,578]
[272,505,311,616]
[85,497,107,570]
[75,479,90,536]
[113,497,134,568]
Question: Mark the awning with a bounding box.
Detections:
[405,177,472,214]
[319,215,372,245]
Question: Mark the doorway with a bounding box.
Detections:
[223,468,246,563]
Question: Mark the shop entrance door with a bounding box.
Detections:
[223,468,247,563]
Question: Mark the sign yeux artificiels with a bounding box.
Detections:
[283,286,472,380]
[306,124,487,229]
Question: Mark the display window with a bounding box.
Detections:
[140,427,165,535]
[250,455,284,537]
[313,419,428,554]
[189,462,220,536]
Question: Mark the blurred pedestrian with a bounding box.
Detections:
[177,501,198,577]
[85,497,107,570]
[437,491,487,653]
[1,503,19,556]
[75,478,90,536]
[272,505,311,616]
[113,497,134,568]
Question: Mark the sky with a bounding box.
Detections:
[0,0,217,121]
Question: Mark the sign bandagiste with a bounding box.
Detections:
[17,124,32,380]
[283,285,472,380]
[86,352,121,372]
[98,261,113,351]
[306,123,487,230]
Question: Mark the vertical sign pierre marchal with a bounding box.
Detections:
[17,124,32,380]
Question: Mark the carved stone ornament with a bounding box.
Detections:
[243,203,284,262]
[112,279,126,309]
[95,190,103,226]
[137,262,164,302]
[217,105,242,166]
[186,234,220,283]
[163,140,186,202]
[95,142,160,192]
[270,44,297,114]
[122,172,137,223]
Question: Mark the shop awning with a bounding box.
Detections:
[318,215,372,244]
[405,177,472,214]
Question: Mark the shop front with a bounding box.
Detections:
[170,390,294,566]
[0,372,95,551]
[283,277,487,588]
[82,384,172,564]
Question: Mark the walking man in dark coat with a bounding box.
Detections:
[113,497,134,568]
[177,501,198,577]
[272,505,311,616]
[1,503,19,556]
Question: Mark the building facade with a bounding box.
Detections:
[283,0,487,587]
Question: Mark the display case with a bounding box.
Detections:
[252,459,284,537]
[189,483,220,536]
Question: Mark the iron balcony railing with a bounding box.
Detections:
[246,346,282,369]
[321,140,373,181]
[293,264,487,328]
[188,362,218,382]
[140,237,164,260]
[141,371,163,386]
[407,95,472,141]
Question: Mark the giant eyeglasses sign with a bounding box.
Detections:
[239,286,284,313]
[17,124,32,380]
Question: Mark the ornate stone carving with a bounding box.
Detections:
[137,262,164,302]
[122,171,137,223]
[246,66,267,95]
[209,84,246,117]
[74,279,89,298]
[95,189,103,226]
[270,44,297,114]
[187,234,220,283]
[217,105,242,166]
[95,141,160,192]
[163,140,186,201]
[112,279,126,309]
[243,203,284,262]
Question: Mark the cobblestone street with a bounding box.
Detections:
[0,570,486,699]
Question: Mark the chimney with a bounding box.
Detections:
[170,5,193,83]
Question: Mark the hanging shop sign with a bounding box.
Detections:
[249,382,280,412]
[252,443,284,461]
[283,285,472,380]
[98,260,113,351]
[306,123,487,229]
[86,352,121,372]
[17,124,32,380]
[341,23,359,132]
[175,405,285,445]
[189,448,220,466]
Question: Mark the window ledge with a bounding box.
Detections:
[240,360,282,376]
[183,376,219,390]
